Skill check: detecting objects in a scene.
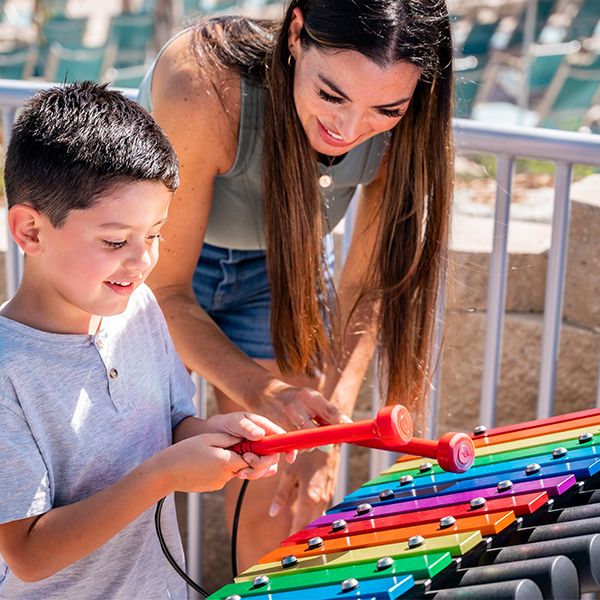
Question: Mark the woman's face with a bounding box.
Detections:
[288,10,422,156]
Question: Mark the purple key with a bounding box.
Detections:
[309,474,576,528]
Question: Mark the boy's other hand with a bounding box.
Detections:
[161,432,283,493]
[206,412,297,465]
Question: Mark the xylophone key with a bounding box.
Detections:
[391,423,600,474]
[236,532,484,583]
[471,409,600,445]
[259,511,516,564]
[282,492,549,547]
[317,474,576,524]
[364,437,600,491]
[242,572,415,600]
[210,553,453,599]
[427,555,578,600]
[341,455,600,505]
[424,579,544,600]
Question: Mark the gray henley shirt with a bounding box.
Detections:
[0,284,196,599]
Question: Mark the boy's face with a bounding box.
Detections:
[35,180,171,332]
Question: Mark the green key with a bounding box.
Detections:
[209,552,451,599]
[235,531,482,583]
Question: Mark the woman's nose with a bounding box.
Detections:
[336,110,362,142]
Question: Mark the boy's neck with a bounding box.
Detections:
[1,273,102,335]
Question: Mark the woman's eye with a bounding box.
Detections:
[318,89,344,104]
[378,108,404,119]
[103,240,127,249]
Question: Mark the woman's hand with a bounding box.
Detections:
[262,381,352,432]
[267,446,340,532]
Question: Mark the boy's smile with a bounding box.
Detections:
[4,180,171,335]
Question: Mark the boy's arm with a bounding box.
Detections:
[0,432,248,583]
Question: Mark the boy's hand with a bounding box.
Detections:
[161,432,278,493]
[206,412,297,465]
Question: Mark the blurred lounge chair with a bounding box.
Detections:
[36,15,88,75]
[482,40,581,107]
[43,42,115,83]
[0,43,36,79]
[108,12,154,68]
[472,62,600,131]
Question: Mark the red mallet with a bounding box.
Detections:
[228,405,412,456]
[358,431,476,473]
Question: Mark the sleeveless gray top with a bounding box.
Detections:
[138,36,389,250]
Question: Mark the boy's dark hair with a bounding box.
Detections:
[4,81,179,227]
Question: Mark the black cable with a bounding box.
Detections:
[231,479,249,578]
[154,497,210,598]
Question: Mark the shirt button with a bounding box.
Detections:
[109,368,119,379]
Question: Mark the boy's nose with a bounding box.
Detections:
[124,245,153,272]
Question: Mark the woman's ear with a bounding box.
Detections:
[288,7,305,56]
[8,204,43,255]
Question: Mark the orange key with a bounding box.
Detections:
[259,510,516,563]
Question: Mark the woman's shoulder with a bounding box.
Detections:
[151,27,242,173]
[152,28,242,125]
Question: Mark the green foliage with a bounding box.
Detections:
[459,152,598,182]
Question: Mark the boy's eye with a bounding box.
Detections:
[318,89,344,104]
[103,240,127,249]
[146,234,164,244]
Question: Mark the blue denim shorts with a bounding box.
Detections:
[193,237,335,359]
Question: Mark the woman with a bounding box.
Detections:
[139,0,453,570]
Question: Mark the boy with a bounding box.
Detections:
[0,81,292,599]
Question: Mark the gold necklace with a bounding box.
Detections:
[318,154,336,189]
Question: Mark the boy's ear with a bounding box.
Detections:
[8,204,43,255]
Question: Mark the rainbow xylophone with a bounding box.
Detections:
[211,407,600,600]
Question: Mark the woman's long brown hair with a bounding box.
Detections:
[191,0,454,418]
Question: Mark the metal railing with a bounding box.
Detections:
[2,79,600,589]
[453,120,600,424]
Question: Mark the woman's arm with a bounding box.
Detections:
[147,34,282,410]
[147,33,345,427]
